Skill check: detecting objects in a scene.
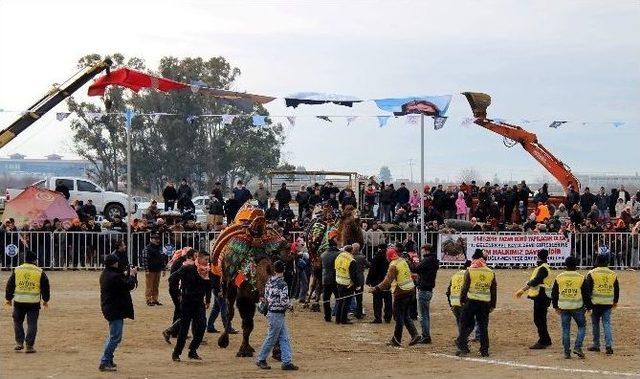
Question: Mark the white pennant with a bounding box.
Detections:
[86,112,103,121]
[152,113,162,124]
[346,116,357,126]
[56,112,70,121]
[460,117,474,126]
[286,116,296,127]
[405,114,420,126]
[221,114,236,125]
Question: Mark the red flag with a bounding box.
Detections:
[88,67,188,96]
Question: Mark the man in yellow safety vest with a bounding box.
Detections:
[446,260,471,331]
[551,256,590,359]
[4,251,50,353]
[515,249,553,349]
[585,254,619,355]
[334,245,358,324]
[456,249,497,357]
[370,247,421,347]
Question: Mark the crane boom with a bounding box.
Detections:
[0,58,112,149]
[462,92,580,192]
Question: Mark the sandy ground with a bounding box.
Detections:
[0,269,638,379]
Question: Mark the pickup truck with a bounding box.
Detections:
[5,177,136,220]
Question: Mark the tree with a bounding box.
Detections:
[67,54,285,194]
[458,167,480,184]
[379,166,392,183]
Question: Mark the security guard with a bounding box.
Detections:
[4,251,50,353]
[456,249,497,357]
[515,249,553,349]
[446,260,471,330]
[551,256,589,359]
[585,254,619,355]
[334,245,357,324]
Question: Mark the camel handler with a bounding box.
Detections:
[5,250,50,353]
[446,259,471,332]
[334,245,358,324]
[369,247,421,347]
[585,254,619,355]
[515,249,553,349]
[456,249,497,357]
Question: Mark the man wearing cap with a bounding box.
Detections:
[5,251,50,353]
[370,247,421,347]
[320,229,340,322]
[142,233,165,306]
[515,249,553,349]
[456,249,497,357]
[99,254,137,371]
[585,254,619,355]
[334,245,358,324]
[552,256,590,359]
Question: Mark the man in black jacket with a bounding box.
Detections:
[112,239,130,275]
[395,183,410,208]
[170,251,212,361]
[163,249,193,342]
[275,183,292,212]
[295,186,310,220]
[320,232,340,322]
[224,193,241,224]
[163,181,178,211]
[365,244,392,323]
[411,244,439,343]
[142,234,165,306]
[99,254,137,372]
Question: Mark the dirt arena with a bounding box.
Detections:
[1,269,638,379]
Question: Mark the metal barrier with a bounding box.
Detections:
[1,230,638,270]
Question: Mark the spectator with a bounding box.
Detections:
[145,200,161,222]
[340,187,357,210]
[254,182,270,211]
[177,178,192,201]
[265,202,280,221]
[614,198,626,218]
[83,199,97,220]
[554,203,569,219]
[163,181,178,211]
[327,193,339,210]
[618,185,631,203]
[142,233,164,307]
[207,196,224,228]
[308,188,322,209]
[54,179,70,200]
[395,183,410,208]
[275,183,292,212]
[455,192,468,220]
[224,193,241,223]
[580,187,596,216]
[379,183,395,222]
[608,188,619,219]
[211,182,224,203]
[595,187,610,220]
[295,186,309,220]
[233,180,253,205]
[280,204,295,223]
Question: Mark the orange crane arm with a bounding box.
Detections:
[462,92,580,192]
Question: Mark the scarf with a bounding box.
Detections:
[470,258,487,268]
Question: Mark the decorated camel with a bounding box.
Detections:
[211,203,288,357]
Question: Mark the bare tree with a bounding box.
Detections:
[458,167,480,184]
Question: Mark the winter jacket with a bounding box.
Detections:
[395,187,410,205]
[233,187,253,205]
[163,186,178,202]
[320,247,340,286]
[264,275,289,313]
[365,249,389,286]
[411,254,439,291]
[177,184,193,201]
[208,198,224,215]
[168,264,212,305]
[100,267,136,321]
[595,193,610,212]
[254,188,270,205]
[455,193,467,215]
[275,188,292,204]
[142,243,164,272]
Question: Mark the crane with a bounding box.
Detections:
[462,92,580,193]
[0,58,112,149]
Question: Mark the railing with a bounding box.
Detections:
[1,230,637,270]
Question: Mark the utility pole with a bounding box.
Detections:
[408,158,415,183]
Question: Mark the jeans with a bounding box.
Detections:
[457,300,490,354]
[335,285,353,324]
[297,270,309,302]
[372,291,392,322]
[591,307,613,348]
[322,283,337,321]
[533,296,552,345]
[257,312,293,365]
[379,204,391,222]
[560,309,586,353]
[417,290,432,338]
[207,295,229,331]
[174,302,206,356]
[100,319,123,365]
[393,295,418,342]
[13,305,39,347]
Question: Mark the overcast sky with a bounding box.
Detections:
[0,0,638,183]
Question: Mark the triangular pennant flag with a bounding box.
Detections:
[346,116,357,126]
[186,115,198,125]
[493,118,506,124]
[151,113,162,124]
[221,114,236,125]
[377,115,390,128]
[190,80,206,94]
[612,121,625,128]
[549,120,567,128]
[317,116,332,123]
[252,115,267,127]
[86,112,103,121]
[124,109,135,130]
[405,114,420,126]
[286,116,296,127]
[56,112,70,121]
[460,117,474,126]
[434,116,447,130]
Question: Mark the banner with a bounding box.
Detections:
[437,233,571,264]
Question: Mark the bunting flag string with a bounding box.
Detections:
[549,120,568,128]
[346,116,357,127]
[434,116,447,130]
[377,115,390,128]
[286,116,296,127]
[316,116,332,123]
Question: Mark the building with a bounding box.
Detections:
[0,154,93,177]
[576,173,640,193]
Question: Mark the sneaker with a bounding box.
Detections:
[529,343,547,350]
[573,349,585,359]
[109,361,117,368]
[256,360,271,369]
[455,349,468,357]
[479,351,490,357]
[386,337,402,347]
[564,352,571,359]
[172,354,181,362]
[147,302,155,307]
[587,345,601,352]
[606,347,614,355]
[408,335,422,346]
[14,345,23,351]
[153,301,163,306]
[162,330,172,344]
[25,346,36,354]
[98,363,117,372]
[188,351,202,360]
[282,363,299,371]
[420,336,432,344]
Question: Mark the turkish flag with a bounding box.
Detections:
[88,67,188,96]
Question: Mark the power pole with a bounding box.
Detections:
[408,158,415,183]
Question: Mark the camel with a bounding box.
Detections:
[211,203,288,357]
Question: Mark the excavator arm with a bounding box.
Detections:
[0,58,112,149]
[462,92,580,192]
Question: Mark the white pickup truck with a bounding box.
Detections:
[5,177,136,220]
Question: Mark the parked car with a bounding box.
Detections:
[192,195,210,224]
[5,177,136,220]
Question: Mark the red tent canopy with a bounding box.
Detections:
[3,187,77,227]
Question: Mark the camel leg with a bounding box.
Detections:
[235,296,256,357]
[218,283,236,349]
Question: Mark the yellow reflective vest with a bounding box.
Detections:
[335,251,354,286]
[588,267,617,305]
[13,263,43,304]
[449,269,466,307]
[555,271,584,310]
[527,263,552,298]
[467,266,494,303]
[389,258,415,293]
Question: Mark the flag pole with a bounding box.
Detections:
[420,113,425,247]
[126,115,132,263]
